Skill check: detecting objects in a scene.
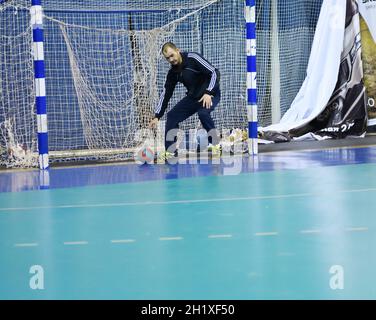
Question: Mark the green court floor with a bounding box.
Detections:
[1,155,376,299]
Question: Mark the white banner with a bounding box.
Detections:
[260,0,368,140]
[358,0,376,42]
[259,0,347,133]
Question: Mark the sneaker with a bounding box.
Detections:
[157,151,175,163]
[207,143,222,157]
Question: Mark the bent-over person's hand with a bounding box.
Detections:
[149,117,159,128]
[199,94,213,109]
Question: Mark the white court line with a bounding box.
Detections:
[345,227,368,232]
[255,232,278,236]
[159,237,183,241]
[11,227,371,248]
[300,229,322,234]
[277,252,296,256]
[208,234,233,239]
[14,243,38,247]
[110,239,136,244]
[63,241,88,246]
[2,187,376,213]
[0,193,310,212]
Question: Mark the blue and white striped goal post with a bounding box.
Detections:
[245,0,258,155]
[31,0,49,169]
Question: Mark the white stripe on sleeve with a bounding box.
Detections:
[155,88,166,114]
[188,53,217,91]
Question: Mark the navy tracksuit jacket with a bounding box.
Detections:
[154,52,221,151]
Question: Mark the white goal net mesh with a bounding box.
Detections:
[0,0,322,166]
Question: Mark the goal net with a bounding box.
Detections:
[0,0,322,167]
[0,0,38,167]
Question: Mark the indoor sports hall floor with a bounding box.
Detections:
[1,139,376,299]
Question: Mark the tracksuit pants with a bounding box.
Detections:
[164,91,221,152]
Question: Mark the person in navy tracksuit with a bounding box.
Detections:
[149,42,221,158]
